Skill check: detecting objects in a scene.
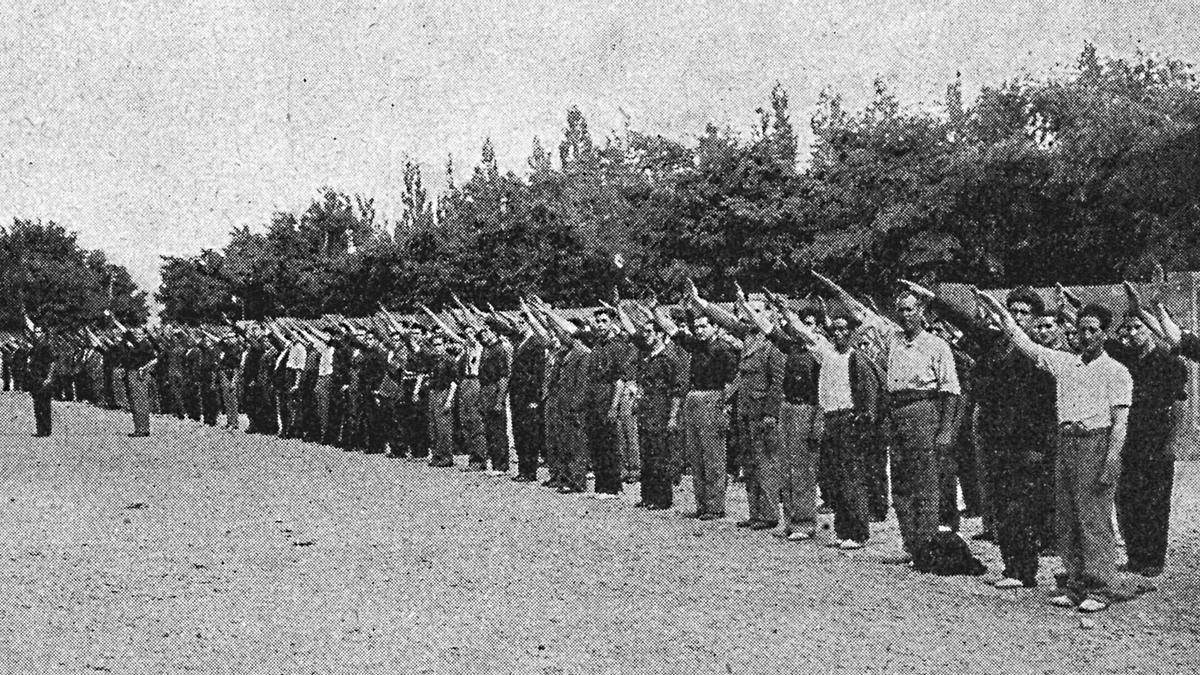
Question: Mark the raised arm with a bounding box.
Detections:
[687,279,744,337]
[975,289,1040,360]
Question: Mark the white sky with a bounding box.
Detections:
[2,0,1197,292]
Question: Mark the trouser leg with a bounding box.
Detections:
[993,456,1040,585]
[1118,447,1174,571]
[457,379,485,468]
[829,415,871,543]
[129,372,151,434]
[32,391,52,435]
[640,426,672,508]
[939,444,961,532]
[780,402,818,534]
[889,401,940,554]
[427,389,454,466]
[589,408,622,495]
[513,398,543,479]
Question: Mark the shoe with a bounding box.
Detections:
[839,540,865,550]
[698,513,721,521]
[428,461,454,468]
[486,470,506,477]
[557,486,576,494]
[461,464,486,472]
[594,493,620,500]
[646,504,664,511]
[736,519,756,529]
[127,432,150,438]
[1077,598,1108,613]
[787,531,813,542]
[880,553,914,565]
[1048,594,1077,608]
[682,511,702,519]
[511,475,532,483]
[633,501,646,508]
[1140,566,1163,578]
[750,521,777,531]
[31,433,49,437]
[994,577,1025,589]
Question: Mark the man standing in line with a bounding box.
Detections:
[478,322,513,476]
[282,330,308,439]
[768,300,885,550]
[122,329,158,438]
[424,331,458,468]
[978,291,1131,612]
[688,282,787,531]
[584,307,635,499]
[531,300,592,494]
[653,308,738,520]
[26,321,56,437]
[216,333,243,431]
[627,314,687,510]
[499,307,550,483]
[1108,284,1186,578]
[814,273,960,565]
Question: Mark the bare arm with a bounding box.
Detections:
[1099,406,1129,486]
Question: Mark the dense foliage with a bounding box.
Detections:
[158,46,1200,323]
[0,219,148,332]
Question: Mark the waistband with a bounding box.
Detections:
[888,390,939,408]
[1058,422,1110,437]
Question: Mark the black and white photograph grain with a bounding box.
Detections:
[1,1,1199,673]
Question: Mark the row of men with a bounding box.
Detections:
[4,276,1191,612]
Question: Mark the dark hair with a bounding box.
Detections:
[593,307,616,320]
[827,314,858,330]
[1005,286,1045,315]
[1078,304,1113,331]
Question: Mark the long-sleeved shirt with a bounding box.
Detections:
[672,332,737,392]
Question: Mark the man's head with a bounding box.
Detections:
[797,308,824,332]
[592,308,616,337]
[828,315,855,351]
[691,313,717,341]
[895,291,925,335]
[1119,313,1153,352]
[1075,304,1113,358]
[641,320,666,350]
[1031,312,1062,348]
[430,332,447,352]
[478,324,496,345]
[1005,286,1045,332]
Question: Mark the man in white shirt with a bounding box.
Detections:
[978,292,1132,613]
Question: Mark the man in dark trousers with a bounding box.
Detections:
[1109,286,1187,578]
[26,323,56,437]
[584,308,635,499]
[122,329,158,437]
[629,316,687,510]
[478,323,513,475]
[500,309,550,483]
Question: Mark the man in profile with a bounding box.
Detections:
[26,321,56,437]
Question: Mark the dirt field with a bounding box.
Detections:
[0,392,1197,675]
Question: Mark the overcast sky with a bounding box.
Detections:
[2,0,1197,292]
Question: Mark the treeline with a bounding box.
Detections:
[0,219,148,331]
[157,45,1200,324]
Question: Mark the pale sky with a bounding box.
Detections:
[2,0,1197,293]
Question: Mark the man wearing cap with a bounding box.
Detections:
[979,293,1132,612]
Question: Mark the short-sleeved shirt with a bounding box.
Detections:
[880,327,961,395]
[1032,346,1133,430]
[317,343,336,377]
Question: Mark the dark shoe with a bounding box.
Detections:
[1140,566,1163,578]
[736,519,756,528]
[512,475,533,483]
[880,552,914,565]
[682,511,702,519]
[750,520,777,531]
[428,460,454,468]
[31,433,49,438]
[633,501,646,508]
[127,432,150,438]
[698,513,723,521]
[646,504,664,511]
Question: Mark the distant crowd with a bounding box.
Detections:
[3,273,1194,614]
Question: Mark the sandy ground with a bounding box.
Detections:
[0,392,1198,675]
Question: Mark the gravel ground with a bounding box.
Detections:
[0,392,1198,675]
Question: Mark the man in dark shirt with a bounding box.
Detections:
[1110,312,1186,577]
[478,324,513,474]
[631,319,687,510]
[666,312,738,519]
[426,332,459,467]
[26,327,56,437]
[585,308,636,498]
[504,317,550,483]
[768,311,824,540]
[123,330,158,437]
